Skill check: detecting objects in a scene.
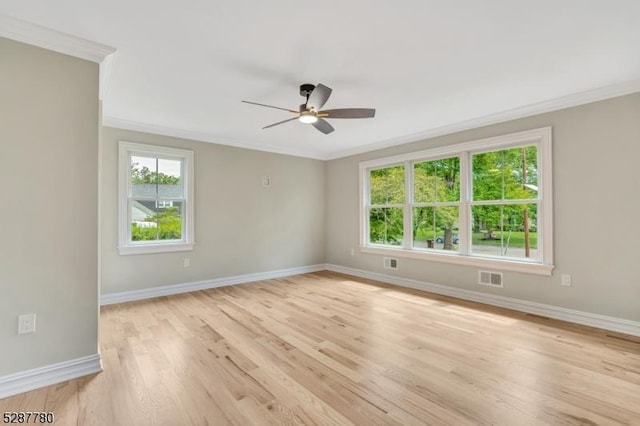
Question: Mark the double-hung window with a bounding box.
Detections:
[360,127,553,275]
[118,141,194,255]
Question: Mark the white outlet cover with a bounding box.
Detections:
[18,313,36,334]
[262,176,271,187]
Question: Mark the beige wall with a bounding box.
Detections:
[0,38,99,375]
[326,93,640,322]
[100,127,326,294]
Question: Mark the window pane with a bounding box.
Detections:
[414,157,460,203]
[471,204,538,259]
[131,199,183,241]
[370,166,404,205]
[413,206,459,250]
[157,201,183,240]
[158,158,184,198]
[473,146,538,201]
[131,156,184,198]
[369,207,403,245]
[131,198,158,241]
[131,155,158,197]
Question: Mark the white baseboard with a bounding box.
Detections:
[100,261,640,337]
[326,264,640,337]
[0,354,102,400]
[101,264,326,305]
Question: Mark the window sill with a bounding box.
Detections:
[360,246,554,276]
[118,242,194,256]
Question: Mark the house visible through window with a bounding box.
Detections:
[360,127,553,275]
[118,142,194,255]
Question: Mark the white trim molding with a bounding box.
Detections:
[0,14,116,63]
[325,264,640,337]
[102,116,328,161]
[0,354,102,400]
[360,246,554,276]
[101,264,326,305]
[328,79,640,160]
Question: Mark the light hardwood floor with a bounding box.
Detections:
[2,271,640,425]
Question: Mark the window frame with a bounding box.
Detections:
[359,127,553,275]
[118,141,195,255]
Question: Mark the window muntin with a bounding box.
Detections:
[119,142,194,255]
[359,128,553,275]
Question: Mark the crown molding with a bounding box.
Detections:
[0,14,115,63]
[327,79,640,160]
[99,53,115,100]
[106,79,640,161]
[102,116,328,160]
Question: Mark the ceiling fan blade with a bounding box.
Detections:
[306,84,332,111]
[262,117,299,129]
[319,108,376,118]
[242,100,298,113]
[312,118,334,134]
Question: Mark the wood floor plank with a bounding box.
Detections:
[1,271,639,425]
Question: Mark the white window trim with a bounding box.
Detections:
[118,141,195,255]
[359,127,553,276]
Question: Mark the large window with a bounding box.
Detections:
[118,142,194,255]
[360,128,553,275]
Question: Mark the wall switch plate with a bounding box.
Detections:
[18,313,36,334]
[183,258,190,267]
[262,176,271,187]
[561,274,572,287]
[350,248,355,256]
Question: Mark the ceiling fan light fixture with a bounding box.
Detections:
[299,113,318,124]
[242,83,375,134]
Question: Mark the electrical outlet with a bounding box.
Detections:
[561,274,572,287]
[18,313,36,334]
[183,258,190,268]
[262,176,271,187]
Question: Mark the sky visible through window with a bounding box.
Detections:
[132,156,181,177]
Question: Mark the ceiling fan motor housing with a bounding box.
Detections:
[299,84,315,98]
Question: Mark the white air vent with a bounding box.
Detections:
[383,257,398,270]
[479,270,503,287]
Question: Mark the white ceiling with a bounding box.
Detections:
[2,1,640,159]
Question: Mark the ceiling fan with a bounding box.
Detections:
[242,83,375,134]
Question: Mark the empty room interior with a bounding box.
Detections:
[1,1,640,425]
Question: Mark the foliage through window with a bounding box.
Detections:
[119,142,194,255]
[361,128,553,275]
[471,146,538,260]
[368,165,404,245]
